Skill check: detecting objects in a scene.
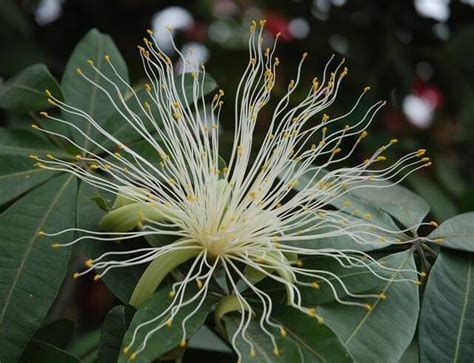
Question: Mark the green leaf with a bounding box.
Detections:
[419,250,474,362]
[223,314,302,363]
[0,128,66,157]
[33,319,75,349]
[61,29,129,150]
[0,155,59,206]
[428,212,474,252]
[257,255,390,306]
[76,182,147,303]
[98,305,134,363]
[119,286,217,363]
[0,64,62,111]
[319,250,420,363]
[272,306,352,362]
[68,329,100,363]
[348,181,430,228]
[20,339,81,363]
[0,175,77,362]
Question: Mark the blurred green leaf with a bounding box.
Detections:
[408,174,457,222]
[0,0,29,34]
[61,29,129,150]
[0,155,58,206]
[428,212,474,252]
[319,250,419,363]
[419,250,474,362]
[98,305,134,363]
[272,306,352,362]
[223,313,302,363]
[33,319,75,349]
[119,286,217,363]
[0,128,67,157]
[0,175,77,362]
[68,329,100,363]
[434,156,465,198]
[77,182,146,303]
[20,339,81,363]
[0,64,62,111]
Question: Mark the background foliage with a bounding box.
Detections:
[0,0,473,362]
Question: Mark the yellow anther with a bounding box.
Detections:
[166,319,173,327]
[84,259,93,268]
[146,29,153,35]
[416,149,426,156]
[364,86,371,92]
[130,352,137,360]
[280,327,287,337]
[169,290,176,298]
[315,315,324,324]
[123,347,129,355]
[378,293,387,300]
[37,230,46,236]
[421,157,430,162]
[322,114,330,122]
[31,124,39,129]
[430,221,439,227]
[73,272,80,279]
[390,138,398,144]
[76,68,83,75]
[302,52,308,59]
[363,213,372,221]
[51,243,61,248]
[311,281,320,289]
[259,19,267,27]
[424,162,432,167]
[39,111,49,117]
[44,89,52,97]
[376,156,387,161]
[420,272,427,277]
[433,238,444,244]
[307,308,317,317]
[196,279,203,289]
[364,304,373,311]
[250,348,257,357]
[46,154,54,160]
[104,55,111,62]
[144,83,151,92]
[332,147,342,155]
[273,346,280,357]
[93,274,102,281]
[180,339,187,348]
[87,59,94,65]
[340,67,348,77]
[295,259,303,267]
[75,154,82,160]
[29,154,38,160]
[415,280,422,285]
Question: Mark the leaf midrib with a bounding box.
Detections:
[0,175,74,325]
[344,252,411,344]
[453,258,472,362]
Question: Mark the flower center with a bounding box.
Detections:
[199,228,236,258]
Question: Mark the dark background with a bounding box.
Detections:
[1,0,474,361]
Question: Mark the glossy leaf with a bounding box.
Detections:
[0,175,77,362]
[0,64,62,111]
[319,250,419,363]
[0,155,58,206]
[223,314,302,363]
[61,29,129,149]
[428,212,474,252]
[272,306,352,362]
[76,182,146,303]
[98,305,134,363]
[419,250,474,362]
[20,339,81,363]
[0,128,66,157]
[119,286,217,363]
[33,319,75,349]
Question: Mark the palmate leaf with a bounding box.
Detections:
[98,305,134,363]
[419,250,474,362]
[20,339,81,363]
[76,182,146,303]
[428,212,474,252]
[0,155,59,206]
[0,175,77,362]
[319,250,419,363]
[61,29,129,150]
[0,64,62,112]
[119,286,218,363]
[0,128,67,157]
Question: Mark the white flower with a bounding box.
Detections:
[33,21,432,361]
